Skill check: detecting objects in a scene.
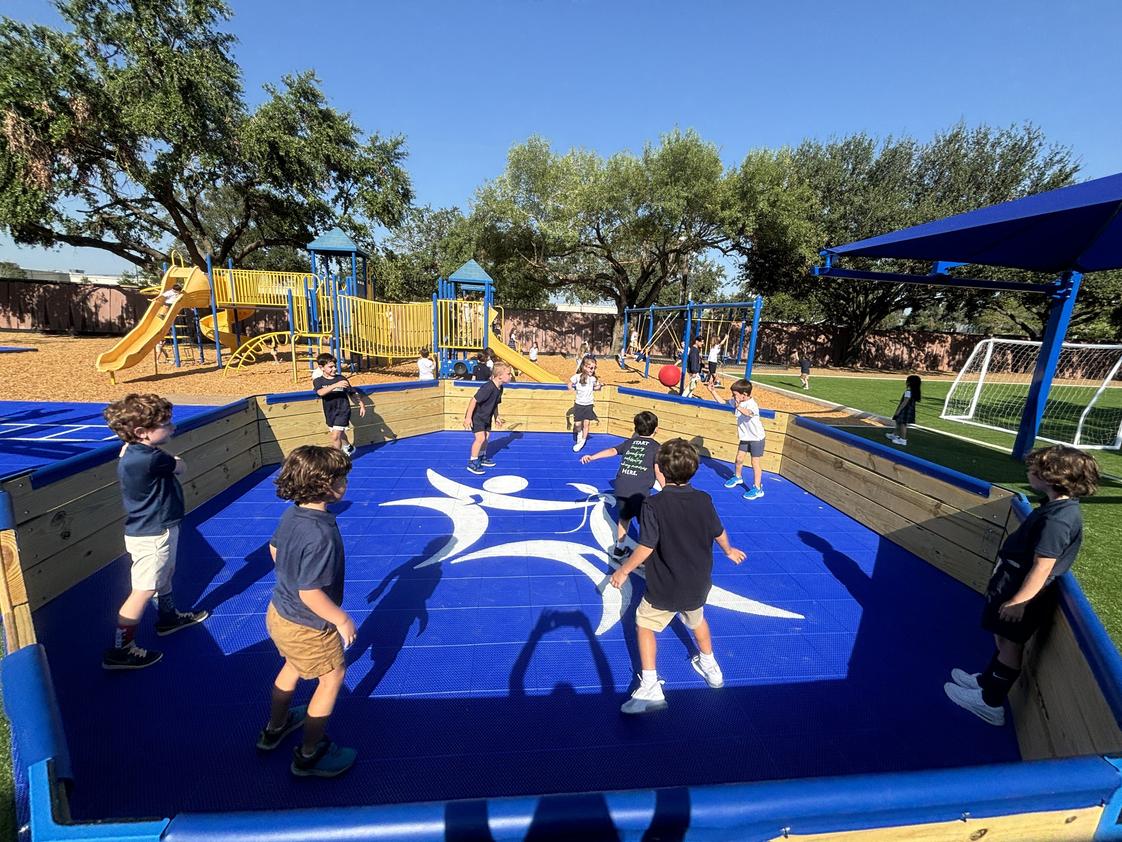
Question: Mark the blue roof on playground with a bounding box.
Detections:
[825,171,1122,273]
[306,227,369,257]
[450,259,494,283]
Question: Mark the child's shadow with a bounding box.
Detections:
[488,431,524,456]
[349,538,446,698]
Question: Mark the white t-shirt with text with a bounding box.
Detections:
[735,397,766,442]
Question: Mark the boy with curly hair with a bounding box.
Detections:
[102,394,208,670]
[945,444,1100,725]
[258,445,357,778]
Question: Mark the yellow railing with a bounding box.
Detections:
[436,299,486,350]
[337,296,431,361]
[211,268,317,308]
[292,292,336,336]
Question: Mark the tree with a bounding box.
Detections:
[0,259,25,278]
[0,0,413,272]
[373,206,475,302]
[470,130,731,346]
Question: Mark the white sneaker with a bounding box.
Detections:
[691,655,724,688]
[572,436,586,452]
[342,444,356,457]
[884,432,897,441]
[944,682,1004,726]
[950,668,981,690]
[621,678,667,714]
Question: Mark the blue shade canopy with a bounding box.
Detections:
[449,259,494,284]
[825,172,1122,274]
[306,227,369,257]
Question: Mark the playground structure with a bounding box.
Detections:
[94,233,557,384]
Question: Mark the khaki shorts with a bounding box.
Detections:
[635,597,705,632]
[124,525,179,593]
[266,603,345,679]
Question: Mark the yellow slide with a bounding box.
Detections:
[96,265,213,380]
[200,307,256,353]
[487,308,563,383]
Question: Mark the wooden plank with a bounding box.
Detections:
[0,529,34,651]
[780,805,1102,841]
[9,603,35,652]
[259,401,444,444]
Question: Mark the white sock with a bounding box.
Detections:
[699,651,716,666]
[641,669,658,687]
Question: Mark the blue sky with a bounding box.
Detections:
[3,0,1121,274]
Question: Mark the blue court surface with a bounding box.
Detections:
[34,431,1019,821]
[0,401,212,478]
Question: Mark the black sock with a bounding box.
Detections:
[300,715,329,756]
[976,650,1001,694]
[981,661,1021,707]
[267,684,295,732]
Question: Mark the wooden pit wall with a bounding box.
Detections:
[258,384,444,462]
[0,401,262,652]
[442,381,588,436]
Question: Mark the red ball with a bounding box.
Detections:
[657,364,681,388]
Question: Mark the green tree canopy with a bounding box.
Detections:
[0,0,413,271]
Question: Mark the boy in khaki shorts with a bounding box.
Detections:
[609,438,745,714]
[102,394,209,670]
[258,445,357,778]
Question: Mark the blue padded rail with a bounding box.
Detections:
[28,442,119,489]
[1,645,71,781]
[445,380,569,391]
[0,489,13,530]
[616,385,778,418]
[793,416,992,497]
[172,400,252,436]
[265,379,439,405]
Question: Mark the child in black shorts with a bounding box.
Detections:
[464,361,512,475]
[609,438,746,714]
[580,411,660,561]
[311,353,366,456]
[945,445,1099,725]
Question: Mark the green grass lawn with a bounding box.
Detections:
[755,373,1122,649]
[0,708,10,842]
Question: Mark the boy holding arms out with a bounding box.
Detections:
[581,411,660,562]
[102,394,209,670]
[311,353,366,456]
[610,439,746,714]
[464,361,512,475]
[945,445,1099,725]
[723,378,767,500]
[258,445,357,777]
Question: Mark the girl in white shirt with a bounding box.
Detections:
[568,355,602,452]
[417,348,436,381]
[706,338,724,388]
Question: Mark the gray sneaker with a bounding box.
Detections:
[944,682,1004,726]
[621,678,667,714]
[691,654,724,688]
[950,668,981,690]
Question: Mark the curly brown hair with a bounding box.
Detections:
[1025,445,1100,499]
[274,445,352,504]
[103,393,173,443]
[656,438,699,484]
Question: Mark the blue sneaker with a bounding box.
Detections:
[742,485,765,501]
[479,457,497,467]
[723,476,743,489]
[466,461,485,475]
[291,738,357,778]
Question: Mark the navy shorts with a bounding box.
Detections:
[324,406,351,431]
[615,491,647,522]
[471,416,492,434]
[981,560,1057,644]
[573,404,598,423]
[708,361,718,376]
[738,440,765,458]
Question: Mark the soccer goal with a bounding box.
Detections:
[941,338,1122,449]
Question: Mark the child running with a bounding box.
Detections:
[102,394,209,670]
[464,361,512,475]
[945,445,1099,725]
[798,349,811,390]
[417,348,436,381]
[609,438,746,714]
[580,411,660,561]
[312,354,366,456]
[569,354,603,452]
[706,336,724,388]
[259,445,357,777]
[724,378,766,500]
[887,374,921,446]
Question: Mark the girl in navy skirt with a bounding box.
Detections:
[886,374,921,446]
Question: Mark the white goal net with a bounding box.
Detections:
[941,338,1122,450]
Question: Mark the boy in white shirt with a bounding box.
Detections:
[706,338,724,388]
[417,348,436,381]
[723,379,766,500]
[529,344,538,363]
[158,283,183,317]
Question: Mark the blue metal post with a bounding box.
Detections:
[171,322,181,366]
[287,288,296,378]
[194,309,205,363]
[350,252,358,297]
[332,275,342,361]
[206,254,222,368]
[744,295,764,381]
[1013,271,1083,460]
[304,277,316,370]
[432,293,440,372]
[621,312,630,361]
[680,301,693,394]
[483,282,491,351]
[644,305,655,379]
[228,258,241,350]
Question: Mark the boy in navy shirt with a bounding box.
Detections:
[580,411,660,561]
[311,353,366,456]
[259,445,357,777]
[102,394,208,670]
[945,445,1099,725]
[610,438,746,714]
[463,361,512,475]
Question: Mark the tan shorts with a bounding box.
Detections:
[266,603,345,679]
[124,525,179,593]
[635,597,705,632]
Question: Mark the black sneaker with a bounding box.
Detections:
[256,705,308,751]
[291,737,357,778]
[479,457,497,467]
[102,643,163,671]
[155,609,210,636]
[466,461,485,475]
[611,545,628,561]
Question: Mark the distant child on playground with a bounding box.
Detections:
[706,336,724,388]
[258,445,357,777]
[798,349,811,390]
[887,374,921,446]
[568,354,602,452]
[724,378,766,500]
[158,283,183,317]
[101,394,209,670]
[945,445,1099,726]
[580,410,659,561]
[529,343,539,363]
[472,352,490,381]
[312,353,366,457]
[417,347,436,381]
[610,438,746,714]
[464,361,512,475]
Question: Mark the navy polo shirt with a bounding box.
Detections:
[472,380,503,424]
[118,443,184,537]
[638,484,724,612]
[269,506,346,630]
[999,497,1083,583]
